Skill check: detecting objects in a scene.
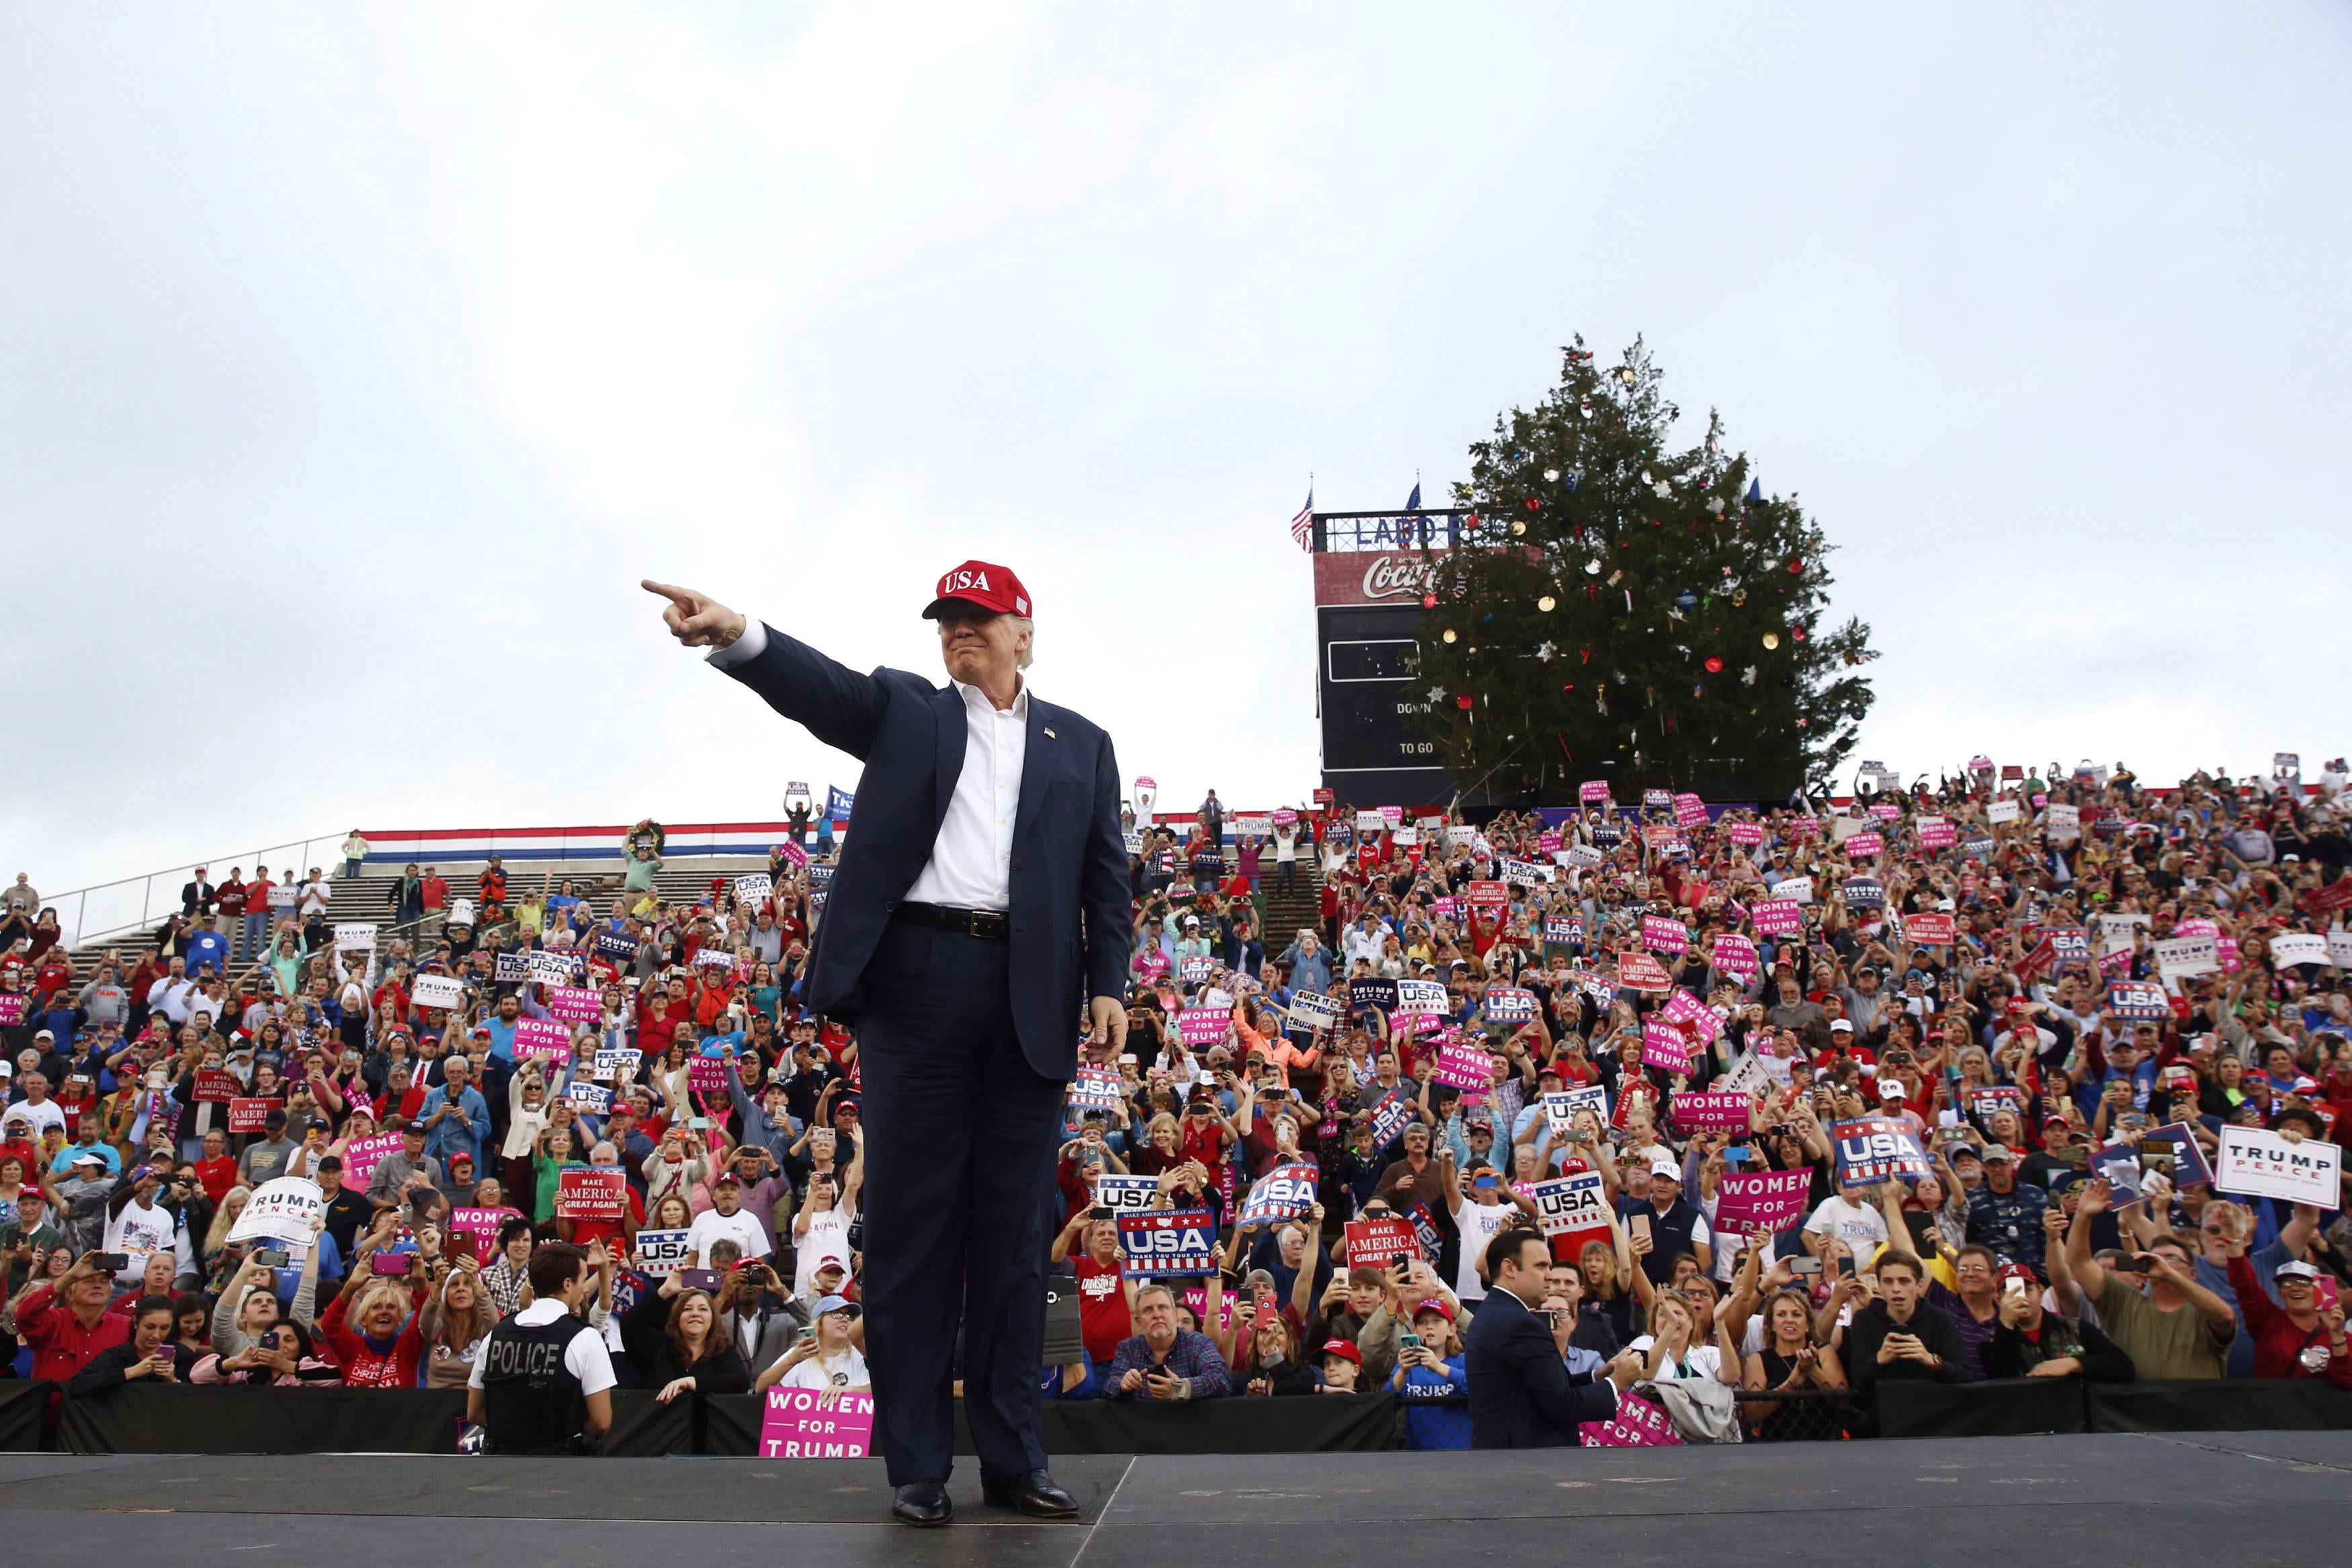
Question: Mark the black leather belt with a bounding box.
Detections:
[896,902,1011,940]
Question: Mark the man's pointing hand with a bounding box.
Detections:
[642,581,748,650]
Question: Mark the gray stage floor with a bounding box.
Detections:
[3,1432,2346,1565]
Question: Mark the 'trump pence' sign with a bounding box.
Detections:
[228,1177,326,1246]
[2215,1127,2341,1206]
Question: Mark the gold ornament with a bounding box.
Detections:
[1762,632,1780,650]
[1441,628,1457,644]
[1538,595,1556,612]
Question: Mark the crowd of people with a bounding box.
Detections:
[1,752,2348,1450]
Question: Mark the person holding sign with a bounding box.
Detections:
[648,562,1127,1528]
[2064,1179,2237,1379]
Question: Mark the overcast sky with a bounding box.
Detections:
[6,3,2348,903]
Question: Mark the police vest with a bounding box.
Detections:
[478,1314,587,1456]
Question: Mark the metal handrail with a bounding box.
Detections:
[44,830,345,951]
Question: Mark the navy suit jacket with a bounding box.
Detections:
[1463,1287,1621,1448]
[720,623,1129,1081]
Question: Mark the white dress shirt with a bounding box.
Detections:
[713,619,1027,910]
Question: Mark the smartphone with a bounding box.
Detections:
[252,1249,290,1269]
[2316,1277,2341,1313]
[794,1323,818,1344]
[2112,1255,2154,1274]
[2002,1278,2027,1304]
[1835,1255,1855,1279]
[689,1117,711,1130]
[680,1268,721,1291]
[1088,1205,1113,1222]
[1628,1213,1652,1246]
[1788,1256,1822,1276]
[91,1252,133,1273]
[1398,1331,1421,1351]
[1723,1145,1752,1162]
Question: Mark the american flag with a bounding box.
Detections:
[1288,484,1314,552]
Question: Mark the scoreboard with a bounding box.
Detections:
[1312,517,1458,807]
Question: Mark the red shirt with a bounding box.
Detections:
[1074,1256,1132,1363]
[420,877,449,911]
[319,1291,425,1387]
[2229,1253,2352,1385]
[14,1284,133,1382]
[195,1156,238,1203]
[216,880,248,916]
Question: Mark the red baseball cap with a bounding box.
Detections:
[923,560,1031,620]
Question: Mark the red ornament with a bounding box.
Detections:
[1704,656,1723,673]
[1795,717,1808,728]
[1523,496,1542,511]
[1421,593,1437,608]
[1455,694,1474,709]
[1791,625,1806,642]
[1788,558,1804,574]
[1562,683,1576,692]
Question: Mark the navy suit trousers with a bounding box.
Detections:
[854,918,1066,1485]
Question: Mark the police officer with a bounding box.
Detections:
[466,1242,616,1454]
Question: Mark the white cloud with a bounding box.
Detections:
[4,3,2348,898]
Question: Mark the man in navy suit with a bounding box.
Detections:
[646,563,1128,1527]
[1464,1227,1644,1448]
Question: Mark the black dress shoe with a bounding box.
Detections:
[892,1481,954,1527]
[981,1468,1079,1518]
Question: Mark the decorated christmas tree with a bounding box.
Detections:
[1408,337,1878,805]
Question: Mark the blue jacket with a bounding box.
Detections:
[718,624,1130,1080]
[421,1083,492,1170]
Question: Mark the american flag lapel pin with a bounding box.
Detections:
[1043,726,1056,738]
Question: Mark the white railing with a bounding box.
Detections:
[44,832,344,951]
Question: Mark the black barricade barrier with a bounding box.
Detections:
[61,1385,469,1454]
[0,1381,51,1451]
[599,1389,696,1456]
[701,1392,1404,1456]
[1737,1388,1863,1442]
[2087,1379,2352,1433]
[1876,1377,2089,1438]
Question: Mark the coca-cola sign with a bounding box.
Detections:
[1314,550,1445,607]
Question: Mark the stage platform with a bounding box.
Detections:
[4,1431,2345,1564]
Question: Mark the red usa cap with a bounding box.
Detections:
[923,560,1031,620]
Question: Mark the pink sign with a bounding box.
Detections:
[1870,803,1901,820]
[341,1131,406,1188]
[1581,1391,1682,1448]
[1431,1035,1493,1096]
[547,986,603,1022]
[1670,1090,1753,1133]
[1726,821,1764,846]
[1615,951,1672,992]
[758,1387,875,1457]
[1903,913,1955,947]
[1580,780,1611,803]
[1640,916,1689,955]
[511,1017,573,1062]
[687,1055,736,1096]
[1918,820,1956,849]
[0,995,21,1026]
[1271,809,1299,829]
[1712,932,1759,979]
[446,1206,521,1262]
[777,838,810,868]
[1661,988,1720,1043]
[1177,1008,1229,1046]
[1714,1169,1814,1235]
[1673,793,1708,829]
[1751,900,1803,937]
[1641,1021,1693,1074]
[1845,830,1884,858]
